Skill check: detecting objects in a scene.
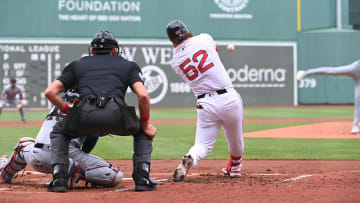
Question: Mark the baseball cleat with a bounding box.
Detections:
[296,70,306,81]
[173,154,193,182]
[222,156,242,178]
[134,177,158,192]
[351,126,359,134]
[47,179,67,193]
[222,168,241,178]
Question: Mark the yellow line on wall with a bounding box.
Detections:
[297,0,301,32]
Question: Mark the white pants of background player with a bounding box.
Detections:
[300,59,360,133]
[187,88,244,167]
[1,119,123,187]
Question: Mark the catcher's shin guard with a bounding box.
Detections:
[1,137,35,183]
[85,164,123,187]
[132,162,158,191]
[67,159,85,189]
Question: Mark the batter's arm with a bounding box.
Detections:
[132,81,157,139]
[45,80,67,113]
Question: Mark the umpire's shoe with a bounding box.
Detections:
[133,162,158,191]
[48,164,68,193]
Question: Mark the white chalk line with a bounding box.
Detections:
[108,178,169,192]
[250,173,288,176]
[0,186,19,191]
[0,172,317,193]
[23,171,46,175]
[281,174,312,183]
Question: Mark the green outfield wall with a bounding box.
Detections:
[0,0,336,40]
[0,0,359,107]
[297,29,360,104]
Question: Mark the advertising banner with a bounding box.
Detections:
[0,40,296,108]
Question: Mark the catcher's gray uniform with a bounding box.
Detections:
[0,92,123,188]
[297,59,360,134]
[0,84,26,122]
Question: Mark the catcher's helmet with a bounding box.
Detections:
[10,78,16,83]
[166,20,190,41]
[90,31,119,49]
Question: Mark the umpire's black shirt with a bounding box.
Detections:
[57,55,143,99]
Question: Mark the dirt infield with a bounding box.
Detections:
[1,119,359,202]
[0,160,359,203]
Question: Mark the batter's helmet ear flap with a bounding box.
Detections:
[166,20,190,42]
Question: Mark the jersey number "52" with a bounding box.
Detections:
[180,50,214,81]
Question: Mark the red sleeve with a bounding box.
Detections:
[18,89,23,99]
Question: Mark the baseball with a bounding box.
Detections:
[227,43,235,52]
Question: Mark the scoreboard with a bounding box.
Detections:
[0,41,89,108]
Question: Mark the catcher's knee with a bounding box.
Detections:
[85,165,123,187]
[1,137,35,183]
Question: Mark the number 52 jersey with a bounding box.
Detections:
[170,33,233,97]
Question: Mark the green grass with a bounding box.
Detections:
[244,106,353,119]
[0,111,48,121]
[0,127,40,153]
[1,122,359,160]
[0,106,354,121]
[0,106,358,160]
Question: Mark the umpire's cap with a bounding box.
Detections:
[166,20,190,42]
[90,31,119,49]
[10,78,16,83]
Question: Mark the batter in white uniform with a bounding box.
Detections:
[166,20,245,182]
[297,58,360,134]
[0,90,123,188]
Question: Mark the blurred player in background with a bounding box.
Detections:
[0,89,123,189]
[0,78,26,123]
[166,20,245,182]
[297,58,360,134]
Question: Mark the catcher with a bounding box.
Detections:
[0,78,26,123]
[0,89,123,189]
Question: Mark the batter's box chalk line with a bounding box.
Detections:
[108,177,169,192]
[23,171,46,175]
[249,173,288,176]
[281,174,312,183]
[0,186,19,191]
[122,177,168,182]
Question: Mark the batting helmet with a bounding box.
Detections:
[166,20,190,42]
[90,31,119,50]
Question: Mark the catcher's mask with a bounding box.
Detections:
[88,31,121,56]
[166,20,190,42]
